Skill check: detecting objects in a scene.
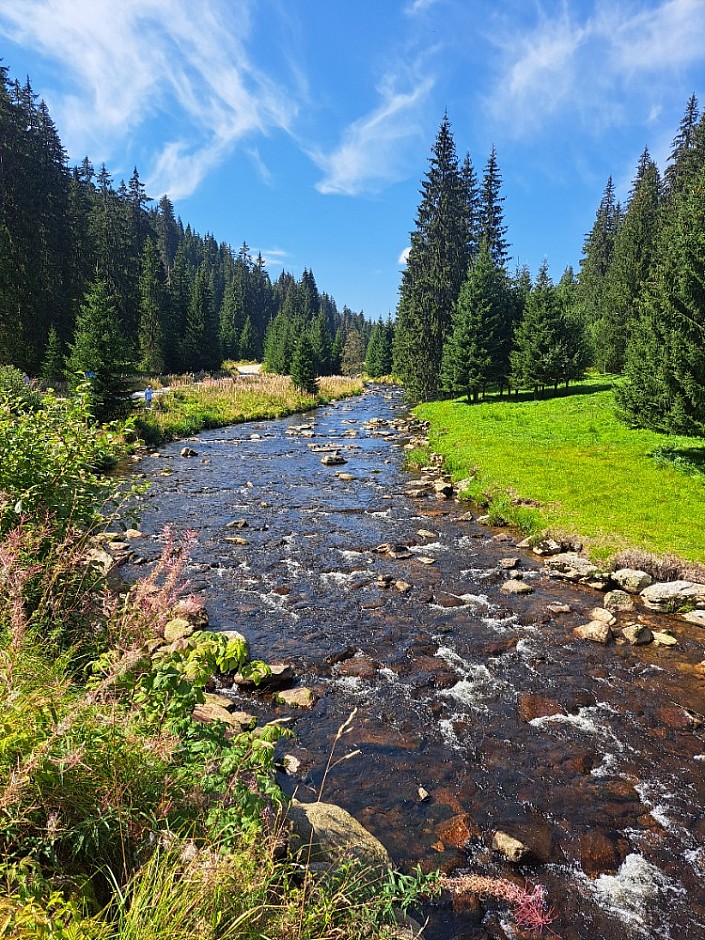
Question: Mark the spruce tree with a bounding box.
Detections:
[290,332,318,394]
[441,246,505,400]
[595,151,661,373]
[40,326,65,385]
[617,170,705,435]
[393,114,469,400]
[511,261,567,395]
[66,278,133,421]
[577,177,620,359]
[364,319,393,377]
[138,238,166,374]
[479,146,510,269]
[309,311,333,376]
[239,317,256,361]
[182,264,220,372]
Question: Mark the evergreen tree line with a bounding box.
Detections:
[0,65,367,404]
[577,93,705,436]
[393,115,590,404]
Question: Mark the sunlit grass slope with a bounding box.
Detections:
[416,379,705,563]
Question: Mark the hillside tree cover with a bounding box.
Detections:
[0,65,369,416]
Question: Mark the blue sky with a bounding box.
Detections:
[1,0,705,318]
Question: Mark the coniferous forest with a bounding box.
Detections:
[0,65,369,401]
[395,102,705,438]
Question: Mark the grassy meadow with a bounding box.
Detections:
[416,379,705,564]
[134,373,363,445]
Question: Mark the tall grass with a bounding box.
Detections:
[135,374,363,445]
[416,379,705,563]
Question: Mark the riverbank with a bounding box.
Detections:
[415,378,705,565]
[133,373,363,445]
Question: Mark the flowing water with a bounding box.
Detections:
[127,386,705,939]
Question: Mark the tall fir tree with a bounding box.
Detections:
[290,332,318,394]
[577,176,620,360]
[511,261,567,395]
[364,319,393,378]
[393,114,469,400]
[138,238,166,374]
[478,146,509,269]
[65,277,133,421]
[595,150,661,373]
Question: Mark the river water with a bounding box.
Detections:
[128,385,705,939]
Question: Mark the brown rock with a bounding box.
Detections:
[580,830,627,877]
[500,578,534,595]
[622,623,653,645]
[276,687,315,708]
[436,813,478,849]
[517,693,566,723]
[574,621,612,643]
[335,656,379,680]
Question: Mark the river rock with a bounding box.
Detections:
[192,701,256,730]
[395,580,412,593]
[163,617,195,643]
[224,535,249,545]
[517,693,565,722]
[589,607,617,626]
[622,622,653,645]
[434,481,454,498]
[85,546,116,577]
[652,630,678,647]
[180,446,197,457]
[321,454,347,466]
[226,518,249,528]
[604,590,635,612]
[417,528,437,539]
[500,578,534,595]
[499,557,521,570]
[415,556,436,565]
[611,568,652,593]
[543,552,600,581]
[682,610,705,627]
[436,813,478,849]
[434,592,466,608]
[547,602,571,614]
[336,472,356,481]
[335,655,379,680]
[490,830,530,863]
[276,687,315,708]
[641,580,705,612]
[532,538,562,556]
[580,829,628,877]
[574,621,613,643]
[287,799,392,874]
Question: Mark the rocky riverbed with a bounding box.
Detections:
[120,384,705,940]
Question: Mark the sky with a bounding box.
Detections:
[1,0,705,319]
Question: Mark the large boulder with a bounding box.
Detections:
[287,799,392,874]
[640,580,705,613]
[611,568,652,594]
[543,553,600,582]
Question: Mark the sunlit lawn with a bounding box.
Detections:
[416,380,705,563]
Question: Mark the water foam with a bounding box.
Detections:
[530,704,625,752]
[586,854,685,938]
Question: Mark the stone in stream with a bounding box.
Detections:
[180,446,197,457]
[532,538,562,556]
[517,693,565,722]
[611,568,653,593]
[544,552,601,581]
[416,528,437,539]
[395,580,412,593]
[226,518,249,528]
[604,589,635,612]
[547,602,571,614]
[580,830,628,877]
[622,623,653,645]
[499,557,521,569]
[336,472,356,481]
[641,579,705,612]
[682,610,705,627]
[321,454,347,466]
[415,556,436,566]
[163,617,195,643]
[589,607,617,626]
[652,630,678,647]
[574,621,613,643]
[500,578,533,595]
[224,535,248,545]
[287,799,392,874]
[275,687,315,708]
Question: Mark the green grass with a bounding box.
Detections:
[416,379,705,564]
[134,374,363,445]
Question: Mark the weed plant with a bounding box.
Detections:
[417,378,705,563]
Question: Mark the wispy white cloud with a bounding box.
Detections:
[404,0,442,16]
[245,147,274,185]
[255,247,290,269]
[485,0,705,139]
[398,246,411,265]
[311,67,435,196]
[0,0,298,199]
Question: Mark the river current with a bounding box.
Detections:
[128,385,705,939]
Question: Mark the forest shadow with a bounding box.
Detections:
[650,445,705,476]
[444,380,615,408]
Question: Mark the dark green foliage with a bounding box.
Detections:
[0,61,364,391]
[479,146,509,269]
[577,176,620,359]
[65,278,134,421]
[393,114,470,400]
[595,151,661,373]
[617,169,705,435]
[40,326,65,385]
[309,311,334,376]
[441,247,508,400]
[365,319,393,377]
[511,261,569,394]
[138,239,167,374]
[289,332,318,393]
[341,327,366,376]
